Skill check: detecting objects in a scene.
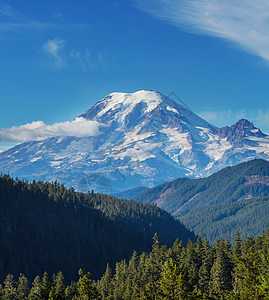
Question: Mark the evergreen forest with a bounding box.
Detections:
[0,174,193,283]
[1,161,269,299]
[1,230,269,299]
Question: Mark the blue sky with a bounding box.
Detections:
[1,0,269,151]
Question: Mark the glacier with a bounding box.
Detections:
[0,90,268,193]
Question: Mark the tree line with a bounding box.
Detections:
[1,230,269,299]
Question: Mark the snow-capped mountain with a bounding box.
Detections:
[0,90,269,193]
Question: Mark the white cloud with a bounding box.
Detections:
[43,38,66,67]
[136,0,269,62]
[199,109,269,134]
[0,117,102,143]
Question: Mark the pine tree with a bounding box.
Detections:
[16,274,29,299]
[0,283,3,298]
[41,272,51,299]
[232,248,263,299]
[65,282,78,299]
[209,240,233,296]
[49,272,66,300]
[233,232,242,258]
[198,239,213,294]
[258,251,269,298]
[74,269,99,300]
[124,251,140,298]
[157,258,192,299]
[98,264,113,299]
[2,274,17,300]
[136,252,148,293]
[28,276,42,300]
[184,240,200,286]
[112,260,128,299]
[171,239,185,265]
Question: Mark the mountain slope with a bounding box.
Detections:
[0,90,269,193]
[112,186,148,200]
[0,174,194,282]
[133,159,269,242]
[180,196,269,242]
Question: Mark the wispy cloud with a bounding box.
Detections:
[0,117,102,144]
[0,4,15,17]
[69,49,87,70]
[136,0,269,62]
[0,21,88,33]
[69,48,106,70]
[0,4,88,33]
[98,52,105,68]
[52,12,64,21]
[199,109,269,134]
[43,38,66,68]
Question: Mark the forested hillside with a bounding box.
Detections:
[134,159,269,242]
[180,196,269,242]
[1,230,269,299]
[0,174,194,283]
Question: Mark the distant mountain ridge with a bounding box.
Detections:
[0,90,269,193]
[112,186,148,200]
[133,159,269,242]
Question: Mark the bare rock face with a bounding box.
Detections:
[214,119,266,147]
[0,90,269,193]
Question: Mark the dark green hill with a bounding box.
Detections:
[0,175,194,283]
[133,159,269,242]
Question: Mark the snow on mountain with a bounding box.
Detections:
[0,90,268,193]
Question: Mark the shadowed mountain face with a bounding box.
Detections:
[0,90,269,193]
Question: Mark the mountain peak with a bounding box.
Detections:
[80,90,214,130]
[215,118,266,145]
[103,90,165,111]
[1,91,268,194]
[235,119,254,128]
[80,90,169,126]
[109,89,161,98]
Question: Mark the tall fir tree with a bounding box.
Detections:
[16,274,30,300]
[28,276,42,300]
[157,258,192,300]
[74,269,100,300]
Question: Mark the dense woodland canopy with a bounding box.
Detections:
[1,230,269,299]
[0,174,193,283]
